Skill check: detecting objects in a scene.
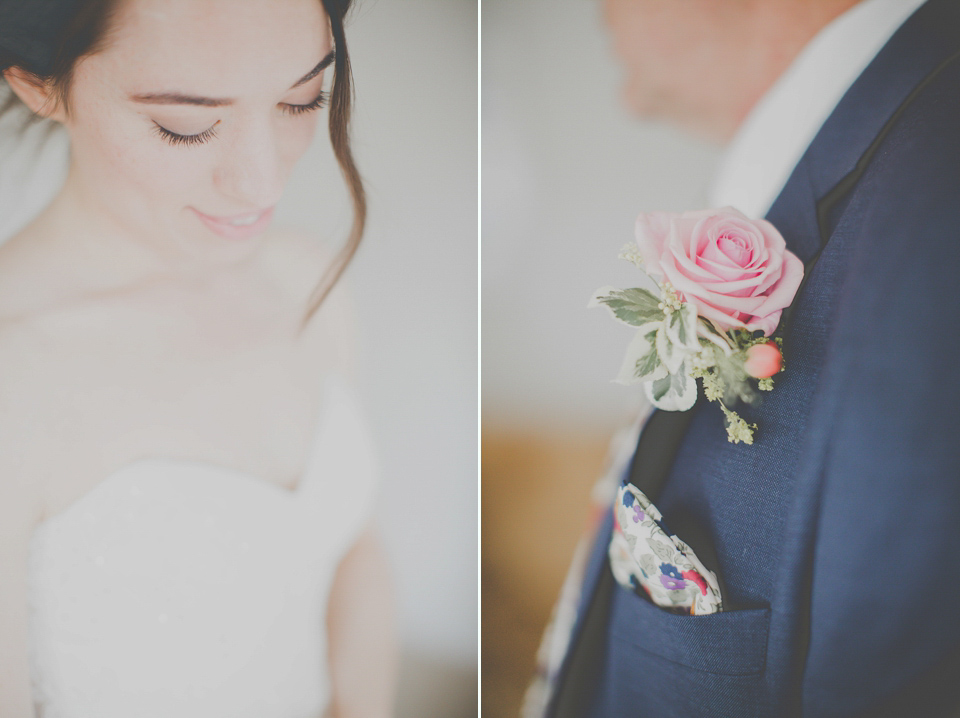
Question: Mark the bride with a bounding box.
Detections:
[0,0,396,716]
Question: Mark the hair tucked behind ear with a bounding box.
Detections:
[301,0,366,331]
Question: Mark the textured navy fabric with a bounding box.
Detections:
[550,1,960,715]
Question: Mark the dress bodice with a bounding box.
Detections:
[27,377,377,718]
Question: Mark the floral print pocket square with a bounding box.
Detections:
[609,483,724,615]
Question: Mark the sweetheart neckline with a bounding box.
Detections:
[34,376,341,532]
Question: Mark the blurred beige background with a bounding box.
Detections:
[0,2,477,717]
[482,1,720,715]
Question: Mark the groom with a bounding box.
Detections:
[547,0,960,716]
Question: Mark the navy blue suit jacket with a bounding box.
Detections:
[549,1,960,716]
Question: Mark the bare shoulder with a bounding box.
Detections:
[256,226,358,378]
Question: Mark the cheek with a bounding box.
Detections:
[117,143,212,205]
[66,77,209,210]
[280,116,321,167]
[614,38,686,117]
[75,112,211,208]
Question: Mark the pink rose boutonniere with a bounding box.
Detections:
[591,207,804,444]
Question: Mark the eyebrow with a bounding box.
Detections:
[128,50,335,107]
[290,49,336,88]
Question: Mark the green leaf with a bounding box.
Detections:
[666,302,699,353]
[650,371,674,402]
[615,322,666,385]
[591,287,664,327]
[635,347,660,379]
[645,360,697,411]
[656,322,686,374]
[697,317,735,356]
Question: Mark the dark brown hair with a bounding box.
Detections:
[0,0,364,331]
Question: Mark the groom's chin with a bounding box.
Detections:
[622,86,736,146]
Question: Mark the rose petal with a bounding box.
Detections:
[749,252,785,297]
[743,311,781,337]
[664,264,771,313]
[668,230,726,282]
[676,216,712,265]
[689,300,748,332]
[745,250,804,324]
[753,218,788,253]
[717,235,752,266]
[634,212,673,279]
[635,207,802,336]
[684,284,771,312]
[708,215,764,248]
[700,238,742,269]
[693,260,764,287]
[660,264,759,330]
[698,273,767,295]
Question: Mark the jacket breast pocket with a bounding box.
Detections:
[594,580,772,717]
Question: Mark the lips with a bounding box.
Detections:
[191,206,275,240]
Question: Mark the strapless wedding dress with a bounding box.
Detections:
[26,376,377,718]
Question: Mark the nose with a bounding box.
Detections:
[213,117,286,209]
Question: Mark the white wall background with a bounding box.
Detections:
[482,0,721,433]
[0,1,477,715]
[285,0,478,673]
[289,3,477,712]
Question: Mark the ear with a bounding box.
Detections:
[2,66,67,122]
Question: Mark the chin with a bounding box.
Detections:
[627,89,733,144]
[623,82,674,121]
[671,114,735,145]
[161,224,264,268]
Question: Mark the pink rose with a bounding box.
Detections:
[634,207,804,336]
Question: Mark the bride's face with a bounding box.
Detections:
[62,0,332,263]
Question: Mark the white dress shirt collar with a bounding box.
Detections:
[709,0,927,219]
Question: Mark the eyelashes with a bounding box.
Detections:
[152,121,220,147]
[281,90,329,116]
[152,90,329,147]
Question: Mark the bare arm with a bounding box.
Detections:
[325,525,398,718]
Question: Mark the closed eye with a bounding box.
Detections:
[281,90,329,116]
[152,120,219,147]
[149,88,326,147]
